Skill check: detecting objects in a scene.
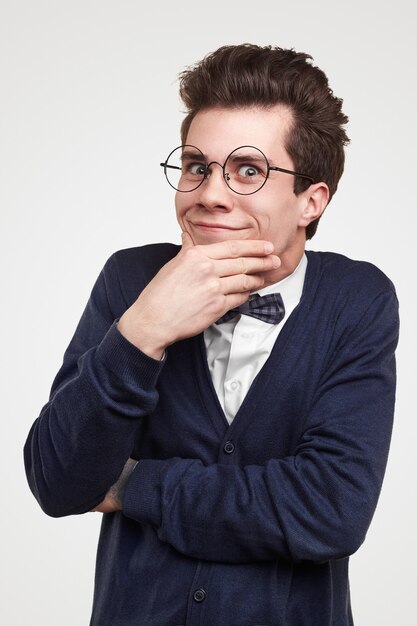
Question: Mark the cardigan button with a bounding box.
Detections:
[193,588,206,602]
[223,441,235,454]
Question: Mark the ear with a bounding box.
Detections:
[298,182,330,228]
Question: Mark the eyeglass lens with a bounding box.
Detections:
[163,145,270,195]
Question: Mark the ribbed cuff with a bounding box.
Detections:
[96,321,166,389]
[123,459,169,527]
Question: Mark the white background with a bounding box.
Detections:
[1,1,416,624]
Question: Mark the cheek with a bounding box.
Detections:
[248,199,296,246]
[175,193,187,221]
[242,201,271,234]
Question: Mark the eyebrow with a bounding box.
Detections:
[227,153,267,163]
[180,150,206,161]
[180,150,268,163]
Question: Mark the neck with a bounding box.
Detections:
[263,242,306,286]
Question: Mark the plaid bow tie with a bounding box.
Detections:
[216,292,285,325]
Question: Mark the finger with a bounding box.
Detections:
[220,273,267,295]
[181,231,195,249]
[219,291,251,313]
[216,254,280,277]
[201,239,274,260]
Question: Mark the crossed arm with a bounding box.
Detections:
[91,284,398,563]
[25,235,398,563]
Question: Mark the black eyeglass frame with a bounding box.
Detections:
[160,144,315,196]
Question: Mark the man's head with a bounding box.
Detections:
[178,44,349,240]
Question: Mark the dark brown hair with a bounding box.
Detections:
[179,44,350,239]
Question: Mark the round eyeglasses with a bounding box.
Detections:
[160,145,314,196]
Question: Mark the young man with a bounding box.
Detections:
[25,44,399,625]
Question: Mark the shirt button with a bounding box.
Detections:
[230,379,240,391]
[193,588,206,602]
[223,441,235,454]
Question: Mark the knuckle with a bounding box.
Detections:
[241,275,251,292]
[207,292,225,317]
[239,257,248,274]
[198,259,213,276]
[228,241,239,258]
[246,276,264,291]
[213,298,226,317]
[207,278,221,294]
[183,247,198,262]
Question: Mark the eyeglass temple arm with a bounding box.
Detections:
[160,163,182,171]
[269,166,314,183]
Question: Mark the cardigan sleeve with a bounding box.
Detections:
[122,287,399,564]
[24,254,165,518]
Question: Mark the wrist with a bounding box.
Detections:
[117,313,167,361]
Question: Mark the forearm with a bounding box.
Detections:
[121,446,387,565]
[121,290,398,564]
[24,323,164,517]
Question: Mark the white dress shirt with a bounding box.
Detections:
[204,253,307,424]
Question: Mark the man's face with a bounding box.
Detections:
[175,106,323,271]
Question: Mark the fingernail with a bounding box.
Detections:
[264,242,274,253]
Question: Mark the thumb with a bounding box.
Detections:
[181,230,195,249]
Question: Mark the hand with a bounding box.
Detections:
[117,233,281,359]
[92,458,138,514]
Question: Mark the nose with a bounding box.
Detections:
[197,162,234,211]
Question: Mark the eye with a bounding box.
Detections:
[238,164,261,177]
[186,162,206,176]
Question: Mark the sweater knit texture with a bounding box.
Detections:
[24,244,399,626]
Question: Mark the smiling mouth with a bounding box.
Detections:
[191,222,246,231]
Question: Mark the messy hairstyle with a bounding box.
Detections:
[179,44,349,239]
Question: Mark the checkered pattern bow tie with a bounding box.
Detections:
[215,292,285,325]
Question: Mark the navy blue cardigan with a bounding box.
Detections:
[24,245,399,626]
